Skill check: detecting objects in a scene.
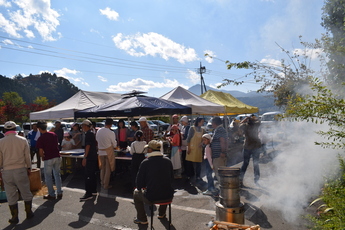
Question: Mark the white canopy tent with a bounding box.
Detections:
[160,86,224,115]
[30,90,122,120]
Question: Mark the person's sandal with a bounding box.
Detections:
[157,213,166,219]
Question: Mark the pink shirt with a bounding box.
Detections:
[204,144,213,168]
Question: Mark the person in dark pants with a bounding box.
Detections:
[80,119,98,201]
[180,116,190,177]
[130,130,147,188]
[27,123,41,168]
[239,116,261,186]
[133,140,174,225]
[54,120,64,150]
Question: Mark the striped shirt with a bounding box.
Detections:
[211,125,227,158]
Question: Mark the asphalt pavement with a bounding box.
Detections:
[0,142,313,230]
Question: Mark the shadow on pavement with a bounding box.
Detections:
[240,189,260,203]
[3,199,61,230]
[68,195,119,228]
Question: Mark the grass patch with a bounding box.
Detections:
[308,157,345,229]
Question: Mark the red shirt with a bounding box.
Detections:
[171,133,181,147]
[36,132,60,161]
[119,128,127,142]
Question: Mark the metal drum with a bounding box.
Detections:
[216,201,245,224]
[29,168,42,191]
[218,167,240,189]
[219,187,241,207]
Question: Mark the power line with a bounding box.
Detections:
[1,46,191,73]
[0,35,192,71]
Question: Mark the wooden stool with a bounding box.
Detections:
[150,201,172,230]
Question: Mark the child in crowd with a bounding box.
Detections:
[168,125,182,179]
[202,134,217,196]
[61,132,75,174]
[61,132,75,150]
[130,130,147,188]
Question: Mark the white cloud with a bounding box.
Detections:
[24,29,35,38]
[53,68,89,87]
[2,39,14,45]
[90,28,104,38]
[204,50,216,63]
[28,45,33,49]
[210,83,222,88]
[98,75,107,82]
[112,32,199,64]
[99,7,119,21]
[54,67,79,77]
[293,48,322,60]
[0,0,11,7]
[107,78,188,92]
[0,13,21,38]
[0,0,60,41]
[260,58,282,67]
[82,82,90,87]
[187,69,200,84]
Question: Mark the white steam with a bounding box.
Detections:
[262,121,341,222]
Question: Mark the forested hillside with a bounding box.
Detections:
[0,72,79,104]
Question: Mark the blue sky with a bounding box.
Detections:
[0,0,325,98]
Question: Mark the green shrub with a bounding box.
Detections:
[308,157,345,229]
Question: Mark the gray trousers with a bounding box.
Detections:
[133,190,171,221]
[2,168,33,205]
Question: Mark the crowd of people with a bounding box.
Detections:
[0,113,264,225]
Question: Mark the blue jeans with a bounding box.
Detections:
[205,159,215,191]
[44,157,63,196]
[240,148,260,183]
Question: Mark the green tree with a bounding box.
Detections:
[1,92,26,122]
[206,42,318,108]
[33,96,49,106]
[321,0,345,88]
[2,91,25,106]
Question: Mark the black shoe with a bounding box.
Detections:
[57,193,63,199]
[43,195,56,200]
[80,194,93,201]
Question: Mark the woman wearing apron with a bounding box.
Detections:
[168,125,182,178]
[186,117,205,183]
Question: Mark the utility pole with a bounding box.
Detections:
[197,62,207,95]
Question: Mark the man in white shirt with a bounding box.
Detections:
[96,118,117,189]
[0,121,34,224]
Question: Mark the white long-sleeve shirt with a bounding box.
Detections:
[96,127,117,156]
[0,132,31,171]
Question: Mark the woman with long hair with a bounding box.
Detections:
[116,119,129,150]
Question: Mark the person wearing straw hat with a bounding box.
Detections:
[80,119,98,201]
[0,121,34,224]
[133,140,174,225]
